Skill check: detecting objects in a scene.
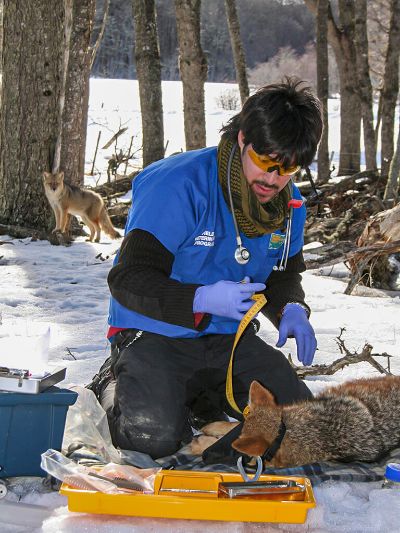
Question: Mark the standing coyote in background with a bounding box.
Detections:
[192,375,400,467]
[43,171,120,242]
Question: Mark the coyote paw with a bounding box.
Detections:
[200,421,239,438]
[190,435,218,455]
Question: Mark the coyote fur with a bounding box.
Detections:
[191,376,400,467]
[43,171,120,242]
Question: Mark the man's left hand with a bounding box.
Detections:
[276,303,317,366]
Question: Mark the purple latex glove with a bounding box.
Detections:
[276,303,317,366]
[193,277,266,322]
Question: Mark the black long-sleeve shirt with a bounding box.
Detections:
[108,228,310,332]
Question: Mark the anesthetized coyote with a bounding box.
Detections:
[191,375,400,467]
[43,171,120,242]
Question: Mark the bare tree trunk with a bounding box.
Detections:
[305,0,361,176]
[224,0,249,105]
[58,0,96,186]
[90,0,110,70]
[175,0,207,151]
[384,104,400,203]
[0,1,65,230]
[380,0,400,178]
[336,1,361,175]
[369,0,391,152]
[0,3,3,95]
[132,0,164,167]
[316,0,330,183]
[354,0,377,171]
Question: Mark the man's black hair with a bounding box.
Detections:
[220,77,323,169]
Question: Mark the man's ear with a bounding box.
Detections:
[232,435,268,456]
[249,381,276,408]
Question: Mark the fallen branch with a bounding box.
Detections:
[304,240,354,269]
[297,170,379,197]
[101,127,129,150]
[0,223,49,240]
[64,348,77,361]
[289,328,393,378]
[344,239,400,294]
[104,190,131,201]
[305,239,400,273]
[90,174,136,198]
[347,239,400,260]
[0,222,86,244]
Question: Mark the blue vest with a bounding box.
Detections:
[108,147,306,337]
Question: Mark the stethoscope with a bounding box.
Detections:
[227,143,302,271]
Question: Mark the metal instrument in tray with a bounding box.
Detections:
[0,365,66,393]
[218,479,306,499]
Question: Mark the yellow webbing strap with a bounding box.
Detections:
[225,293,267,417]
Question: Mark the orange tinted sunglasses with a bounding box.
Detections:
[248,146,301,176]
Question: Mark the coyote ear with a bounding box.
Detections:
[232,435,269,456]
[58,171,64,180]
[42,171,50,179]
[249,381,276,408]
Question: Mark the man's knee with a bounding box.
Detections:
[107,409,184,458]
[107,404,185,459]
[118,432,180,459]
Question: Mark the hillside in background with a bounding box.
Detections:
[92,0,315,82]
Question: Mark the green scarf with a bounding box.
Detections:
[217,137,290,238]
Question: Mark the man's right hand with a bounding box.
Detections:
[193,277,266,321]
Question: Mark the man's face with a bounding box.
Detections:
[238,131,294,204]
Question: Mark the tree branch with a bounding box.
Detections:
[289,328,393,378]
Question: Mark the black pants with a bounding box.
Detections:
[101,325,312,459]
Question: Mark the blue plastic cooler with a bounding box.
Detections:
[0,386,77,477]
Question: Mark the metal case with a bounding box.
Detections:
[0,366,66,393]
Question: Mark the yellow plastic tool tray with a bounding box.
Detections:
[60,469,316,524]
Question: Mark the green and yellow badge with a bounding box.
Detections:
[268,232,286,250]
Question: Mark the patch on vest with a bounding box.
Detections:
[268,232,285,249]
[194,230,215,247]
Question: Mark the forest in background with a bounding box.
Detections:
[0,0,399,292]
[92,0,315,82]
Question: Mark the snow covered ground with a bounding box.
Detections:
[0,79,400,532]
